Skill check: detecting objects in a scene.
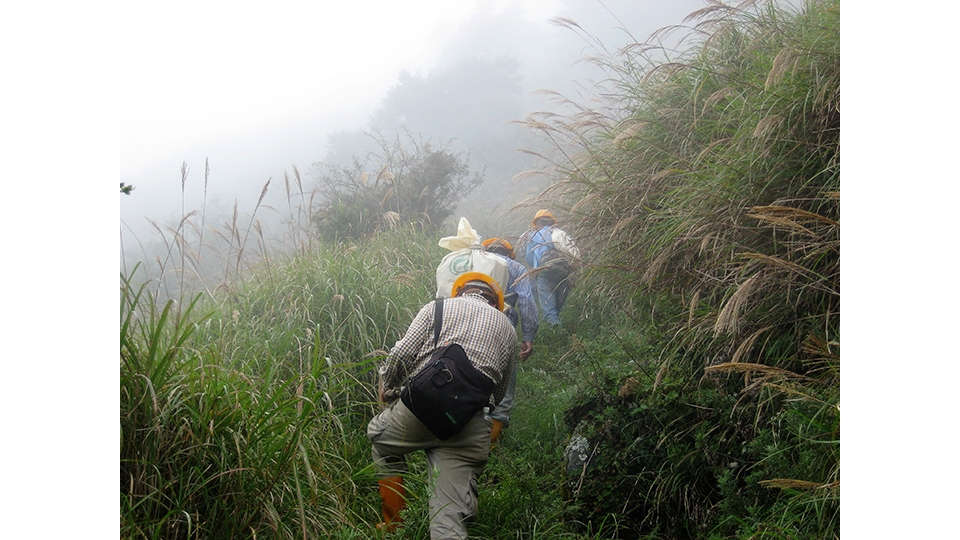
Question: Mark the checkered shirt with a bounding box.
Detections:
[380,292,518,406]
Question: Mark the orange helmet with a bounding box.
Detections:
[451,272,505,311]
[482,237,516,259]
[532,209,556,226]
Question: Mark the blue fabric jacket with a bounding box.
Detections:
[499,255,539,343]
[525,227,554,269]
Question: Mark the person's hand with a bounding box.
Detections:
[519,341,533,361]
[379,386,400,407]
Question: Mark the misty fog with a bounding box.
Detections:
[118,0,709,289]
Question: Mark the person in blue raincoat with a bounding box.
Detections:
[517,210,580,327]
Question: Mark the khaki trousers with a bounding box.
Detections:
[368,399,492,540]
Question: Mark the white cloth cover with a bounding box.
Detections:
[436,217,509,298]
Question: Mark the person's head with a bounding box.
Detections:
[532,209,556,227]
[452,272,505,311]
[481,238,516,259]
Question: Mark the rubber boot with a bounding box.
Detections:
[376,476,405,532]
[490,419,504,448]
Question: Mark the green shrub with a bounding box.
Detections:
[312,133,483,241]
[555,325,838,540]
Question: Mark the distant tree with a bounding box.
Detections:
[369,56,524,142]
[322,129,380,171]
[312,133,482,241]
[315,56,543,235]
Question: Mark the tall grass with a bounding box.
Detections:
[120,220,445,539]
[121,222,625,539]
[517,0,839,537]
[120,275,352,539]
[525,0,839,352]
[119,135,606,538]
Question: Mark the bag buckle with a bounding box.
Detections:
[430,364,454,385]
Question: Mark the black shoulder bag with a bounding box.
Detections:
[400,298,495,440]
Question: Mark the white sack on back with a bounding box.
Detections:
[438,217,479,251]
[435,217,509,298]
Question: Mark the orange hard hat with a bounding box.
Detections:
[532,209,556,226]
[482,238,516,259]
[451,272,505,312]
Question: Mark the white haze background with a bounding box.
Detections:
[114,0,708,248]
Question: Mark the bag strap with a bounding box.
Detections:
[433,297,444,347]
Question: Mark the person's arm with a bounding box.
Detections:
[379,302,433,400]
[553,228,581,259]
[491,332,519,406]
[508,259,539,349]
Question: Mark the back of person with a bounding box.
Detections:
[378,291,516,405]
[411,294,517,395]
[481,237,539,445]
[517,209,579,327]
[368,274,518,539]
[525,226,554,269]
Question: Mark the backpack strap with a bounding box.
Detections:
[433,297,444,347]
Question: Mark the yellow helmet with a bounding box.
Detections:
[451,272,505,312]
[532,209,556,226]
[482,237,516,259]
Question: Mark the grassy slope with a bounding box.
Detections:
[513,0,839,537]
[121,1,838,538]
[121,227,595,539]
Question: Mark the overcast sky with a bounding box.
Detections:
[112,1,569,238]
[108,0,694,178]
[112,1,557,179]
[99,0,714,246]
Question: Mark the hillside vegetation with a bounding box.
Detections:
[519,0,839,536]
[120,1,839,538]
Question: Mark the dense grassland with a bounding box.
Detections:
[520,0,839,537]
[121,1,839,538]
[120,227,589,539]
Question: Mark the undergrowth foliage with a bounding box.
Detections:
[521,1,840,538]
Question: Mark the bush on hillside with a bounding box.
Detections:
[312,133,483,241]
[561,360,838,539]
[321,56,547,236]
